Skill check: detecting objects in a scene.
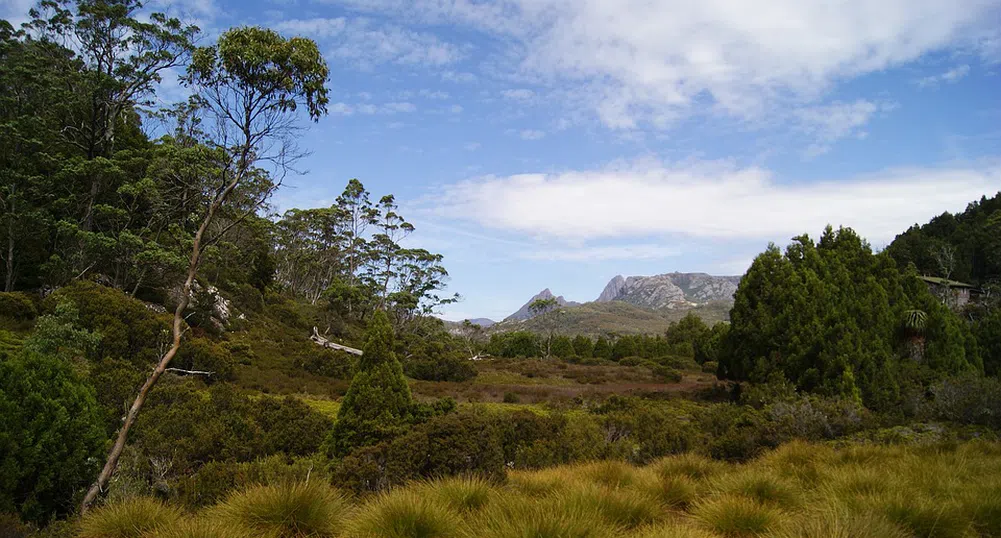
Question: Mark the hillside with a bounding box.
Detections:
[493,299,731,336]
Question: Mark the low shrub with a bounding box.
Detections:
[922,374,1001,429]
[173,455,329,509]
[702,361,718,375]
[652,365,683,383]
[209,482,349,538]
[0,292,36,321]
[404,355,477,383]
[78,498,183,538]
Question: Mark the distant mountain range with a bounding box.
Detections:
[503,272,741,322]
[595,272,742,310]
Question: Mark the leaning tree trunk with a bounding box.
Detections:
[80,173,241,514]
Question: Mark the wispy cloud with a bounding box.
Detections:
[329,101,418,115]
[794,100,896,157]
[521,244,682,261]
[427,159,1000,244]
[520,129,546,140]
[274,17,468,69]
[917,64,972,87]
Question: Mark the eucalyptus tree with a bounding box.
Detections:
[81,26,330,512]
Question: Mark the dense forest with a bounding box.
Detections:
[2,1,1001,536]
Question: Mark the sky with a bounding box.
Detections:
[3,0,1001,321]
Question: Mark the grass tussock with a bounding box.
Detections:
[345,490,462,538]
[466,495,619,538]
[692,495,786,537]
[84,441,1001,538]
[418,476,494,514]
[79,498,185,538]
[208,482,349,538]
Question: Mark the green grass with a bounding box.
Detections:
[300,396,342,418]
[84,441,1001,538]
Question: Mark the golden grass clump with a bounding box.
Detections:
[711,470,802,510]
[692,495,786,537]
[573,460,639,489]
[552,484,666,530]
[628,521,721,538]
[771,504,908,538]
[505,468,568,498]
[652,454,727,482]
[466,495,620,538]
[208,482,350,538]
[634,474,700,510]
[344,489,462,538]
[78,497,185,538]
[418,476,494,514]
[151,519,248,538]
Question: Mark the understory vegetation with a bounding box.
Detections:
[73,442,1001,538]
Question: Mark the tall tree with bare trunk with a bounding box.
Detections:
[80,26,329,513]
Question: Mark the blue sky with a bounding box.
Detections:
[3,0,1001,321]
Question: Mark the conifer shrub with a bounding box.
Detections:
[345,490,462,538]
[329,310,413,457]
[78,498,184,538]
[209,483,349,538]
[0,349,105,523]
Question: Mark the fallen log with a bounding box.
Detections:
[311,327,363,356]
[165,368,215,376]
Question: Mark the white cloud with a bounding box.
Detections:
[428,159,1001,244]
[327,101,417,115]
[449,104,465,114]
[794,100,894,157]
[419,89,451,99]
[443,71,478,83]
[274,17,467,68]
[323,0,1000,129]
[463,142,481,151]
[502,88,536,101]
[917,64,972,87]
[520,129,546,140]
[521,244,682,261]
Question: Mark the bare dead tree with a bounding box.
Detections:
[80,27,329,513]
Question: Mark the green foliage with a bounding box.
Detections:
[571,335,593,358]
[22,300,100,362]
[45,281,171,365]
[592,335,612,360]
[333,409,504,494]
[886,191,1001,286]
[173,455,328,509]
[695,323,729,365]
[721,227,979,409]
[0,292,36,321]
[329,310,413,457]
[0,349,105,523]
[404,354,477,382]
[133,381,332,478]
[486,331,540,358]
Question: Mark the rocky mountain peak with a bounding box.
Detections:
[504,288,578,322]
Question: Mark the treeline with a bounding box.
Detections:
[887,192,1001,287]
[0,2,455,329]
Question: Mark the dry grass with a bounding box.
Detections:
[82,441,1001,538]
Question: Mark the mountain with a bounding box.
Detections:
[595,272,741,309]
[466,318,496,328]
[504,289,580,322]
